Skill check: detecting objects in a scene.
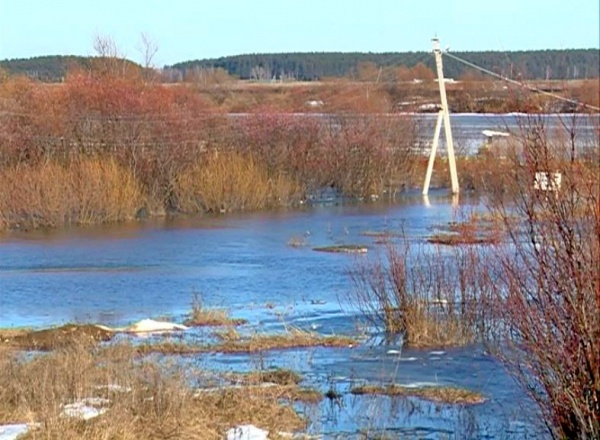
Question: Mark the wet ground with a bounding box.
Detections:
[0,188,551,438]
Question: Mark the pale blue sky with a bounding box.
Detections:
[1,0,598,66]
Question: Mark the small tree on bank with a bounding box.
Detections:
[489,114,599,439]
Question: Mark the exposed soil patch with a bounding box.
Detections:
[3,324,114,351]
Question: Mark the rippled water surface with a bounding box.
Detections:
[0,189,550,438]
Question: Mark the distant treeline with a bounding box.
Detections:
[170,49,600,81]
[1,49,598,82]
[0,56,142,82]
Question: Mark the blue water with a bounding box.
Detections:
[0,190,463,328]
[3,110,580,438]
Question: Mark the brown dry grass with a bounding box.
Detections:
[175,151,304,214]
[0,341,310,439]
[0,158,143,230]
[351,384,485,405]
[229,369,302,386]
[137,328,356,355]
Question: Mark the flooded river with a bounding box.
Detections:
[0,190,548,438]
[3,112,593,438]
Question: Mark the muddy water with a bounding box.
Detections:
[0,189,549,438]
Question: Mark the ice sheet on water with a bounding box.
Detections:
[0,423,39,440]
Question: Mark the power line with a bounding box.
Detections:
[442,51,600,112]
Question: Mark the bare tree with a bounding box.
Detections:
[92,33,128,77]
[136,33,159,83]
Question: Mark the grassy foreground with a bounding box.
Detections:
[0,342,313,439]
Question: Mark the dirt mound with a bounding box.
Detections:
[6,324,114,351]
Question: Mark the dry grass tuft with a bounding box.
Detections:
[214,328,355,353]
[349,241,496,348]
[351,384,485,405]
[230,369,302,386]
[184,294,248,327]
[0,158,143,230]
[175,151,304,214]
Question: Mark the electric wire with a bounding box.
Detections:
[442,51,600,111]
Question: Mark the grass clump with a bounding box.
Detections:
[231,368,302,386]
[213,328,355,353]
[349,241,495,348]
[351,384,485,405]
[184,293,248,327]
[176,151,304,214]
[428,214,503,246]
[0,158,143,230]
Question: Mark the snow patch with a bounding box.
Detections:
[226,424,268,440]
[121,319,188,334]
[61,397,110,420]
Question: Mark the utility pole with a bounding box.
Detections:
[423,37,459,195]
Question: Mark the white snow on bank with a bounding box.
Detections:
[94,384,132,393]
[0,423,40,440]
[121,319,189,334]
[61,397,110,420]
[226,424,268,440]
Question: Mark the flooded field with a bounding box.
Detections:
[3,113,596,439]
[0,189,550,439]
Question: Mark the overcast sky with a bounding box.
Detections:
[1,0,598,66]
